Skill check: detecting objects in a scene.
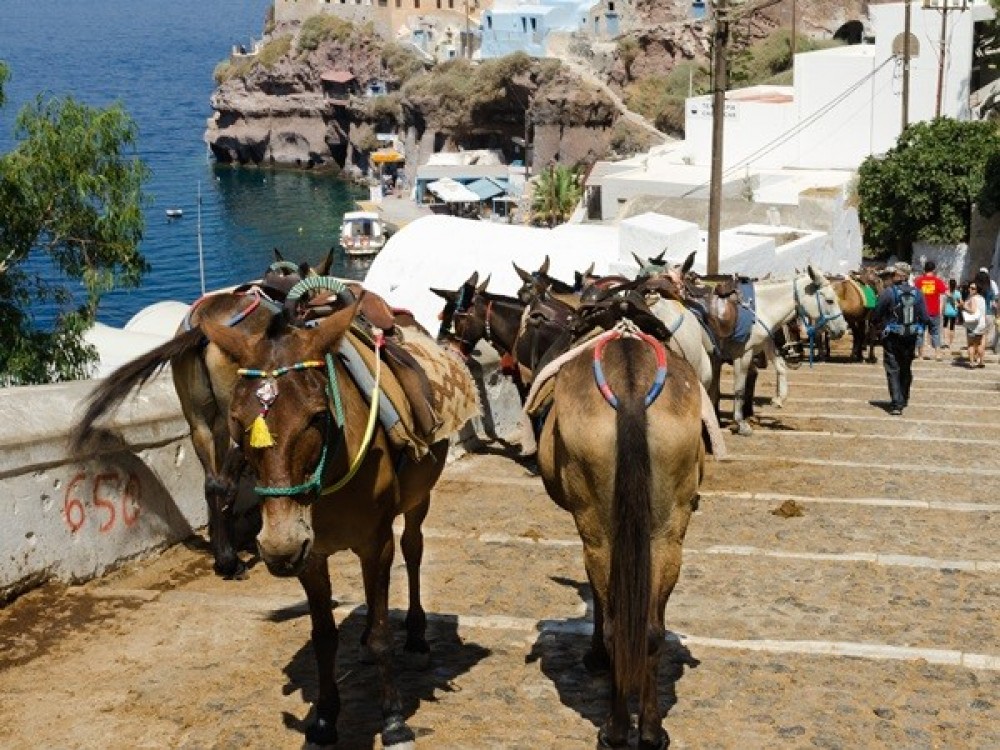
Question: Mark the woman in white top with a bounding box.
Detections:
[963,282,988,367]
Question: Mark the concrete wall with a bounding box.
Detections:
[0,375,207,603]
[0,357,521,604]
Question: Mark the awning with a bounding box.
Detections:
[426,177,481,203]
[321,70,356,84]
[371,150,405,164]
[465,177,506,201]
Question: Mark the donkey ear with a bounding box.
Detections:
[201,318,261,366]
[652,250,667,265]
[807,265,824,285]
[632,252,646,269]
[273,247,286,262]
[476,274,491,293]
[307,297,363,358]
[315,247,335,277]
[681,251,696,275]
[513,262,533,284]
[429,287,459,303]
[465,270,479,288]
[539,255,551,275]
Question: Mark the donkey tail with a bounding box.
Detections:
[609,346,653,704]
[70,326,205,452]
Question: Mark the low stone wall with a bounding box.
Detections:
[0,353,523,603]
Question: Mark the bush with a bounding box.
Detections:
[298,15,355,52]
[382,42,427,82]
[258,35,292,68]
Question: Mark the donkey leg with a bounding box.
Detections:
[730,356,753,436]
[400,500,431,668]
[582,564,610,674]
[768,341,788,409]
[196,432,246,580]
[299,554,340,746]
[361,534,415,749]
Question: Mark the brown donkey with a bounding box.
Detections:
[197,286,478,746]
[534,326,706,749]
[72,252,333,579]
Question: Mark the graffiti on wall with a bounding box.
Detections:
[63,469,141,534]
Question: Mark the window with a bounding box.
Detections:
[522,17,527,32]
[608,1,614,9]
[530,17,537,30]
[486,15,492,28]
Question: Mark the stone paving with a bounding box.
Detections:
[1,336,998,749]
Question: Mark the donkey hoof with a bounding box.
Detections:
[732,423,753,437]
[639,729,669,750]
[771,399,784,409]
[598,723,628,748]
[382,715,415,749]
[215,556,247,581]
[305,716,338,747]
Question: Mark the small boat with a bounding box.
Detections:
[165,208,183,219]
[338,210,387,257]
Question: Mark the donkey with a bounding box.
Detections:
[533,306,706,749]
[72,250,334,579]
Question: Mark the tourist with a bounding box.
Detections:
[914,260,948,359]
[871,262,931,416]
[962,281,988,368]
[975,267,998,352]
[942,278,961,350]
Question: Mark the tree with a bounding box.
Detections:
[531,164,582,227]
[0,62,149,385]
[856,118,1000,259]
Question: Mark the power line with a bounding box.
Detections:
[682,54,897,199]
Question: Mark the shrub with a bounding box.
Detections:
[298,15,355,52]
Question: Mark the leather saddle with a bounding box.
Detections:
[289,285,441,439]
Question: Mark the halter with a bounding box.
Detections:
[592,321,668,409]
[236,336,383,500]
[793,277,844,366]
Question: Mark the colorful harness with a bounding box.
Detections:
[236,334,384,499]
[592,321,669,409]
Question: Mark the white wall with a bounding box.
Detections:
[685,89,799,169]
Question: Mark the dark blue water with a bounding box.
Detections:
[1,0,366,327]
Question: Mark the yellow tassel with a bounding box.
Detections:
[249,415,275,448]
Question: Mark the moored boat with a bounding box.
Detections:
[339,210,387,257]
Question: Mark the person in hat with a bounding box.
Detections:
[871,262,931,415]
[975,267,998,352]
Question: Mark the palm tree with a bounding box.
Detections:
[531,164,582,227]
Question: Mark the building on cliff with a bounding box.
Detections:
[585,0,996,280]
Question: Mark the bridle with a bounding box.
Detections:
[237,344,382,501]
[792,276,844,365]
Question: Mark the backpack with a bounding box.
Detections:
[886,286,923,337]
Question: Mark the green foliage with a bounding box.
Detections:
[0,69,149,385]
[297,15,355,52]
[856,118,1000,258]
[258,35,292,67]
[729,29,842,88]
[361,92,404,126]
[609,119,654,157]
[617,38,639,81]
[623,62,709,137]
[531,164,582,227]
[382,42,426,82]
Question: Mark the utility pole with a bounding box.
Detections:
[708,0,730,275]
[902,0,912,130]
[790,0,796,60]
[935,0,949,117]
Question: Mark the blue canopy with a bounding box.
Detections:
[465,177,506,201]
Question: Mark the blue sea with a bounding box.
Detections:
[1,0,367,328]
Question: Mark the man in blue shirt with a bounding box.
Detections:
[871,262,931,416]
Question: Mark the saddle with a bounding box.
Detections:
[289,285,441,440]
[576,284,671,341]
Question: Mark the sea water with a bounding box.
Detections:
[1,0,367,328]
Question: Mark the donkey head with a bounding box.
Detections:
[430,271,486,349]
[797,266,849,340]
[202,293,360,577]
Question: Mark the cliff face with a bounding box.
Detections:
[205,35,618,174]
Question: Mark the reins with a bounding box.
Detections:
[237,334,383,500]
[793,278,844,366]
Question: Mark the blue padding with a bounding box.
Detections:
[338,337,401,434]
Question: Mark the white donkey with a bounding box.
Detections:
[715,269,848,435]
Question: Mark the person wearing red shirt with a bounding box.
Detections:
[914,260,948,360]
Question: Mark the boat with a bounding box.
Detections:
[165,208,183,219]
[338,210,387,257]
